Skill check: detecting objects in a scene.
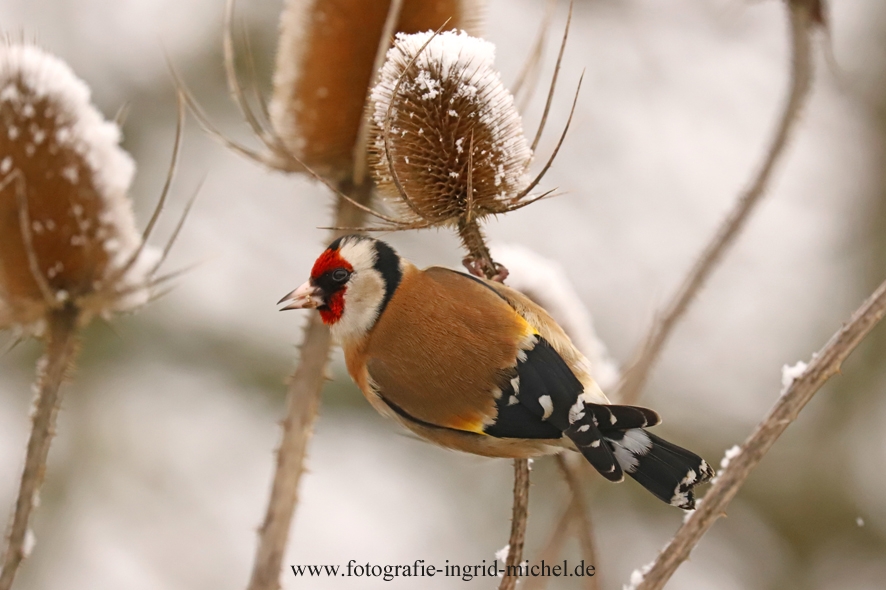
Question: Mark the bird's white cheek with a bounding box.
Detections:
[330,273,386,344]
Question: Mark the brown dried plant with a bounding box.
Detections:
[0,43,186,590]
[353,14,580,282]
[178,3,490,590]
[353,11,579,588]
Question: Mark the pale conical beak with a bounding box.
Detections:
[278,281,324,310]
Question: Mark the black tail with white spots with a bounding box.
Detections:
[498,336,712,509]
[566,403,713,509]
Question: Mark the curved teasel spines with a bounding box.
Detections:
[269,0,485,179]
[0,43,158,332]
[368,30,532,227]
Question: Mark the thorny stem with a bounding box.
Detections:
[246,182,372,590]
[633,274,886,590]
[499,458,530,590]
[616,0,816,404]
[458,219,497,278]
[511,0,558,113]
[452,219,528,590]
[523,501,573,590]
[243,0,411,583]
[0,306,80,590]
[526,456,600,590]
[555,455,600,590]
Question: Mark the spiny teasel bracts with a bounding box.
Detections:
[368,30,532,226]
[0,43,158,332]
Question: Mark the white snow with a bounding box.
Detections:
[495,544,509,563]
[369,30,532,203]
[22,529,36,558]
[683,498,701,523]
[780,360,808,395]
[0,43,160,325]
[721,445,742,470]
[712,444,743,484]
[494,243,621,389]
[624,560,654,590]
[0,44,135,219]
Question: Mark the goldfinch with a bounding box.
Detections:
[280,235,713,508]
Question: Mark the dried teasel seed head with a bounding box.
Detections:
[0,44,159,333]
[368,30,532,227]
[269,0,485,179]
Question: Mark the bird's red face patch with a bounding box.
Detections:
[311,248,354,325]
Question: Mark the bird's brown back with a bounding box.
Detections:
[360,265,533,433]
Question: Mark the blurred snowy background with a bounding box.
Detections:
[2,0,886,588]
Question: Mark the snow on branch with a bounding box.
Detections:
[630,274,886,590]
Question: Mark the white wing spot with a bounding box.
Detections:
[538,395,553,420]
[568,398,585,424]
[671,488,690,507]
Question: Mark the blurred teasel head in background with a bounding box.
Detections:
[267,0,486,180]
[0,43,160,334]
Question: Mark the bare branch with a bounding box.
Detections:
[511,0,557,112]
[510,72,583,205]
[616,1,816,403]
[0,307,80,590]
[246,313,333,590]
[522,493,575,590]
[318,219,433,233]
[529,0,572,155]
[499,458,531,590]
[632,274,886,590]
[150,175,204,276]
[108,91,185,288]
[555,455,600,590]
[352,0,404,186]
[246,180,374,590]
[239,18,273,129]
[224,0,271,148]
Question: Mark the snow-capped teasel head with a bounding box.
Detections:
[0,43,160,332]
[368,29,533,228]
[268,0,485,179]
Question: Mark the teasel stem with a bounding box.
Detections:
[498,458,531,590]
[458,219,497,279]
[454,211,528,590]
[633,273,886,590]
[247,181,372,590]
[0,306,80,590]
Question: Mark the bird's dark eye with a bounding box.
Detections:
[331,268,350,283]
